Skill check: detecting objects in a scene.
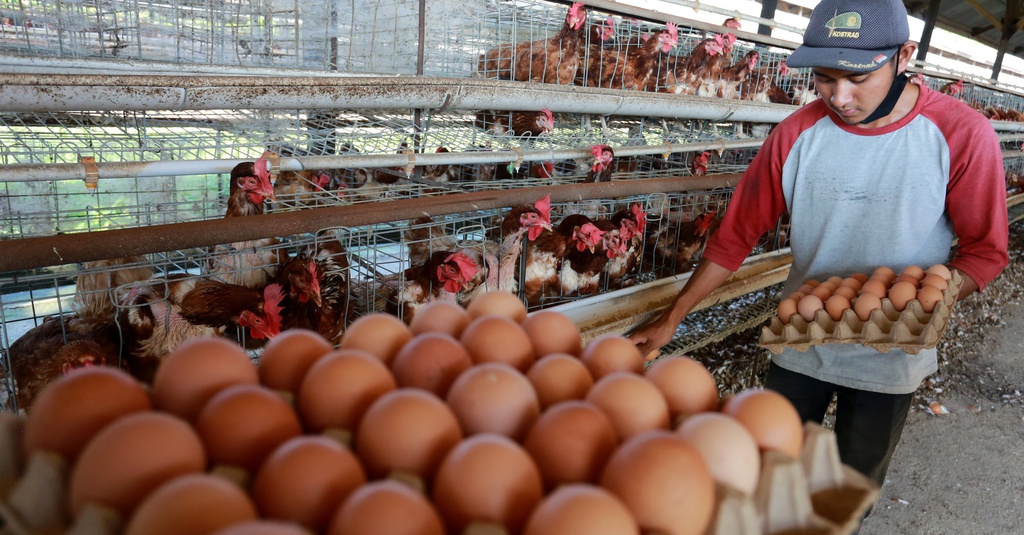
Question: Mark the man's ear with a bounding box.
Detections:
[898,42,918,73]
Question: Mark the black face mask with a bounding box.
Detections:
[858,59,909,125]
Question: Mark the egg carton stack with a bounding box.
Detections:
[0,292,878,535]
[759,267,961,355]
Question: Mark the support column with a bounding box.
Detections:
[916,0,942,62]
[758,0,779,37]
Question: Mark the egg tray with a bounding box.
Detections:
[758,272,961,356]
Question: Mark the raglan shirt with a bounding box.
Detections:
[703,84,1009,394]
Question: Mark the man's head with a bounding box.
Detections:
[787,0,910,74]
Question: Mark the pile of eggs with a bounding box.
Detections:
[10,291,810,535]
[776,264,954,325]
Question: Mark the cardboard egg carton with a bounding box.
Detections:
[705,422,879,535]
[759,272,961,355]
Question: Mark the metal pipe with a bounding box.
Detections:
[0,138,766,183]
[0,74,797,122]
[0,174,742,273]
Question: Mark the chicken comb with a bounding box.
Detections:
[666,22,678,42]
[590,144,609,159]
[779,62,791,76]
[631,203,647,234]
[600,16,616,40]
[307,260,321,298]
[541,108,555,128]
[254,151,272,183]
[445,252,480,281]
[568,2,583,19]
[581,223,605,243]
[262,283,285,329]
[534,194,552,223]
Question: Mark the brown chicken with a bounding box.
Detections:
[590,23,678,91]
[776,62,817,106]
[662,32,735,96]
[422,147,462,183]
[558,216,618,297]
[478,2,589,84]
[476,108,555,138]
[273,169,334,208]
[578,15,617,87]
[383,251,479,324]
[584,145,615,183]
[716,49,760,100]
[5,256,153,412]
[275,237,353,343]
[692,151,711,176]
[179,281,284,344]
[743,62,793,104]
[207,153,283,290]
[605,204,647,288]
[645,209,721,277]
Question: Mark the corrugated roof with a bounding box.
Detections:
[905,0,1024,64]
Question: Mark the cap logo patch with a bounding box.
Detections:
[826,11,861,38]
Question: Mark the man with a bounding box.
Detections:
[629,0,1008,487]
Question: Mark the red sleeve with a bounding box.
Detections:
[702,105,823,271]
[931,93,1009,291]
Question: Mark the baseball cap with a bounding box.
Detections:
[786,0,910,73]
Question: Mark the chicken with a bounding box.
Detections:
[523,219,574,306]
[1007,172,1024,196]
[692,151,711,176]
[716,50,760,100]
[384,251,478,324]
[476,108,556,138]
[743,63,793,104]
[477,2,588,84]
[207,153,283,290]
[662,32,736,96]
[584,145,615,183]
[776,62,817,106]
[723,17,742,30]
[5,256,153,412]
[529,161,556,180]
[375,140,412,185]
[117,275,221,383]
[557,215,613,298]
[605,204,647,288]
[939,79,964,97]
[273,169,334,208]
[459,196,554,305]
[578,15,617,87]
[422,147,462,183]
[179,281,284,344]
[645,209,720,276]
[590,23,678,91]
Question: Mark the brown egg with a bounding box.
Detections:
[721,388,803,459]
[600,431,714,535]
[580,334,645,378]
[195,384,303,473]
[777,299,798,324]
[460,315,535,371]
[328,480,445,535]
[252,436,366,532]
[466,291,528,322]
[391,333,472,397]
[257,329,334,393]
[523,401,618,489]
[853,293,882,321]
[859,279,888,299]
[211,521,309,535]
[446,363,540,440]
[339,313,412,366]
[788,291,807,302]
[586,372,670,440]
[803,279,821,288]
[124,474,258,535]
[69,412,206,517]
[24,367,151,461]
[826,276,844,287]
[523,484,640,535]
[526,353,594,409]
[433,434,544,534]
[839,277,863,292]
[356,388,462,481]
[645,356,719,417]
[850,272,870,284]
[796,295,824,322]
[795,284,815,296]
[152,337,259,422]
[832,285,857,301]
[925,264,953,281]
[872,266,896,283]
[888,281,918,311]
[409,301,473,337]
[297,349,396,433]
[809,285,833,301]
[917,285,945,313]
[921,273,948,291]
[901,265,925,281]
[892,273,920,287]
[676,413,760,495]
[824,294,851,321]
[521,310,583,357]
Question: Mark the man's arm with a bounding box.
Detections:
[627,258,734,357]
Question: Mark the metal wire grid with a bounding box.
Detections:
[915,74,1024,119]
[660,283,783,357]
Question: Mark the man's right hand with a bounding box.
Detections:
[627,314,678,360]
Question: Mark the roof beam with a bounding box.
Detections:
[973,24,997,36]
[965,0,1006,32]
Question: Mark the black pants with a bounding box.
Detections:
[764,362,914,486]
